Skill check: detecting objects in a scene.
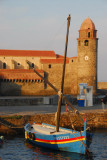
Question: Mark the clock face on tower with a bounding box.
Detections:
[85,56,89,61]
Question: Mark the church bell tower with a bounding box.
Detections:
[77,17,98,94]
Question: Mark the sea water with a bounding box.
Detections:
[0,130,107,160]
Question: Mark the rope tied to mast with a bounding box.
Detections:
[58,91,62,97]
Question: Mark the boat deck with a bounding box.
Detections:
[31,124,76,135]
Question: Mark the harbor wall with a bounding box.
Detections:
[0,95,102,106]
[0,111,107,135]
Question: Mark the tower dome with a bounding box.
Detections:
[80,17,95,30]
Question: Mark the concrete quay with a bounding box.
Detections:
[0,103,107,116]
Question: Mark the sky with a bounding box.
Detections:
[0,0,107,82]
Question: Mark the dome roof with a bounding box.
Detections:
[80,17,95,30]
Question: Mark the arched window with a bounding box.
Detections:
[48,64,51,68]
[88,32,90,38]
[84,40,89,46]
[17,63,20,66]
[3,63,6,69]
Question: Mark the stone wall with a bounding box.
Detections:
[0,111,107,135]
[42,63,72,95]
[70,57,78,95]
[27,112,107,130]
[98,82,107,89]
[0,55,55,70]
[0,81,46,96]
[77,37,98,95]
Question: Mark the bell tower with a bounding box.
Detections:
[77,17,98,94]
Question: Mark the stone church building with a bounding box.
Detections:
[0,17,98,96]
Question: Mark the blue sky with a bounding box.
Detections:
[0,0,107,81]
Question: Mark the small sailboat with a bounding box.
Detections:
[25,120,92,154]
[24,15,93,154]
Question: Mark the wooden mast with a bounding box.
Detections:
[27,14,83,126]
[56,14,71,132]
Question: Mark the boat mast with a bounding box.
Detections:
[56,14,71,132]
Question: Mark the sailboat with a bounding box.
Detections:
[24,15,93,154]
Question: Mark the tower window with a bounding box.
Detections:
[88,32,90,38]
[84,40,88,46]
[3,63,6,69]
[17,63,20,66]
[48,64,51,68]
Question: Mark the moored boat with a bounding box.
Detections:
[24,119,92,154]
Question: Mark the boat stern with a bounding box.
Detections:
[24,123,32,140]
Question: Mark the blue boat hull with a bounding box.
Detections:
[26,132,85,154]
[24,120,92,154]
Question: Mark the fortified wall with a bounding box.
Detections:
[98,82,107,89]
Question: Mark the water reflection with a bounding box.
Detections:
[25,141,93,160]
[0,130,107,160]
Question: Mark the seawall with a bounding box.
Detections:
[0,110,107,135]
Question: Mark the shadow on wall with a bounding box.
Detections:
[0,82,22,96]
[44,72,48,89]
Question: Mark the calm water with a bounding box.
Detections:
[0,130,107,160]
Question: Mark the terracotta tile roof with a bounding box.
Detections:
[0,49,56,57]
[56,54,64,58]
[0,69,44,80]
[40,58,69,64]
